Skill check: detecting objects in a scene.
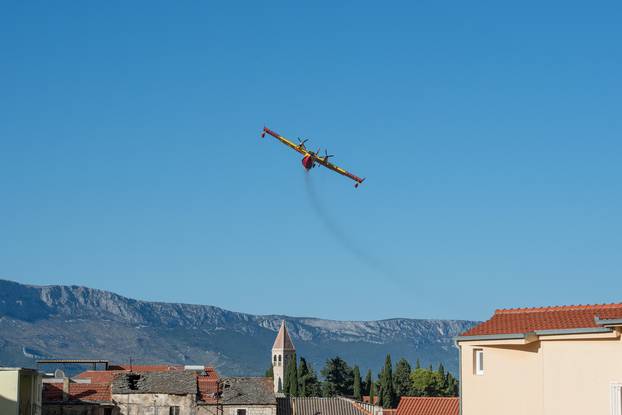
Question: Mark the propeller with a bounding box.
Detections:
[297,137,308,148]
[323,149,334,160]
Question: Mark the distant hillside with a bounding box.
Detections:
[0,279,477,375]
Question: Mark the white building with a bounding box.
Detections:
[0,367,42,415]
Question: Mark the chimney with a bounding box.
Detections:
[62,377,70,401]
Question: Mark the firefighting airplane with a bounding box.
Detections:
[261,127,365,188]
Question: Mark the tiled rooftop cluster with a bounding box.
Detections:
[42,364,219,404]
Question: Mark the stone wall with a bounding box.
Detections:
[42,404,117,415]
[112,393,195,415]
[197,404,276,415]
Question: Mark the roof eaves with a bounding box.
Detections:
[595,317,622,327]
[456,327,614,343]
[534,327,613,336]
[455,333,527,342]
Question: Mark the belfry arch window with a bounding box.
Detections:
[278,355,282,365]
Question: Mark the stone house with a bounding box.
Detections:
[42,365,219,415]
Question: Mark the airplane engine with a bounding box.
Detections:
[301,155,314,170]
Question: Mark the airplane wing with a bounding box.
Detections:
[314,156,365,187]
[261,127,307,156]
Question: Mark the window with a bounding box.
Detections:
[104,409,113,415]
[278,355,282,366]
[474,349,484,375]
[170,406,180,415]
[237,409,247,415]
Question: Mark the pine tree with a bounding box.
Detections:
[380,354,396,408]
[320,356,354,397]
[298,358,321,397]
[393,358,412,398]
[415,359,421,370]
[353,366,362,401]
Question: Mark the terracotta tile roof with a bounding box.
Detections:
[74,370,118,383]
[383,410,397,415]
[461,302,622,337]
[107,364,183,372]
[272,320,295,350]
[396,397,458,415]
[69,383,112,401]
[42,383,63,402]
[198,376,219,403]
[43,381,112,402]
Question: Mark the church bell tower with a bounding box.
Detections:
[271,320,296,393]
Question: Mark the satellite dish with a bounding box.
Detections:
[54,369,65,379]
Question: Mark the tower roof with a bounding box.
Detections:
[272,320,295,351]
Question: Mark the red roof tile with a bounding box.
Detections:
[461,302,622,337]
[69,383,111,402]
[197,374,220,403]
[43,381,112,402]
[107,364,183,372]
[42,383,63,402]
[396,397,458,415]
[74,371,118,383]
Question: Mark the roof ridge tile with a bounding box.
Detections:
[495,302,622,314]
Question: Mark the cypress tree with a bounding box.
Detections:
[369,382,376,404]
[283,357,290,394]
[364,369,373,396]
[377,368,384,406]
[415,359,421,369]
[380,354,396,408]
[437,363,447,393]
[288,353,299,396]
[353,366,362,401]
[298,358,309,397]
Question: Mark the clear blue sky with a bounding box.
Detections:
[1,1,620,321]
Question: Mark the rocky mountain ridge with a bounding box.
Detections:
[0,279,478,375]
